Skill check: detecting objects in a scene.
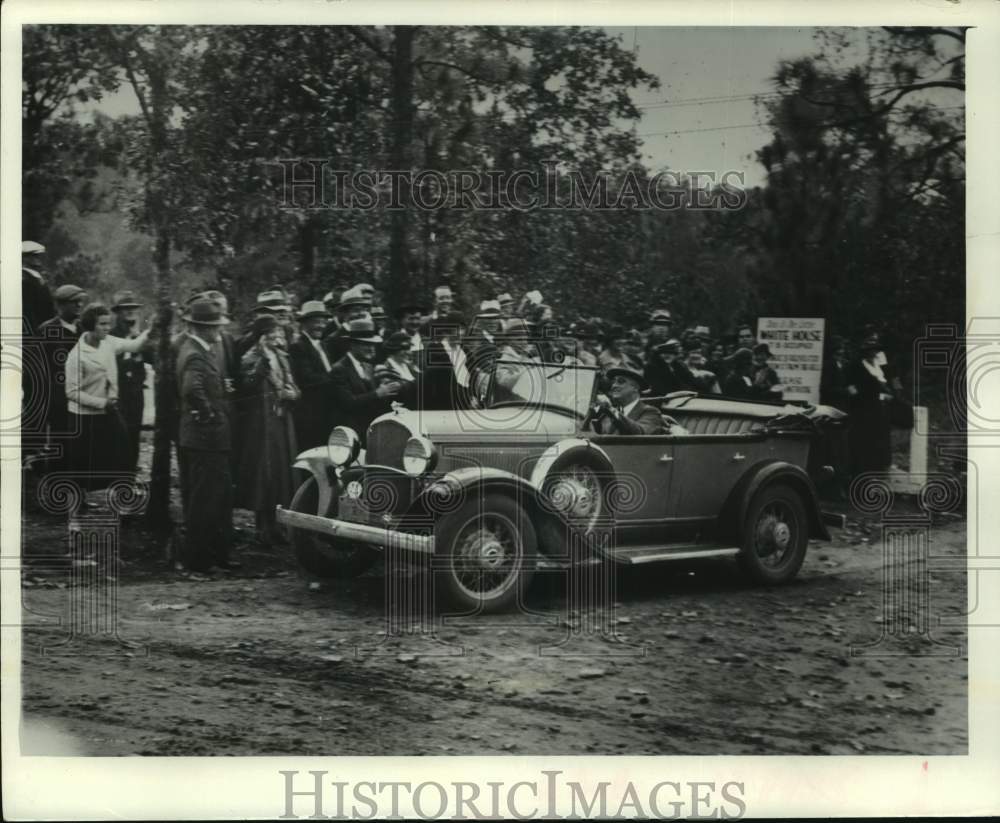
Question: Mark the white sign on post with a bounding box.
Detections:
[755,317,826,405]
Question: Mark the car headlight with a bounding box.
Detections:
[402,436,437,477]
[327,426,361,467]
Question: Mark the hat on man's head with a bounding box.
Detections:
[654,338,682,355]
[250,314,280,336]
[298,300,331,320]
[53,284,86,302]
[383,331,412,353]
[186,297,229,326]
[649,308,672,324]
[605,364,648,391]
[753,342,773,358]
[370,304,387,321]
[693,325,711,338]
[21,240,45,255]
[477,299,501,318]
[337,286,372,312]
[355,282,376,297]
[497,292,513,304]
[256,289,291,312]
[346,317,383,344]
[322,290,339,305]
[433,285,453,299]
[112,290,143,310]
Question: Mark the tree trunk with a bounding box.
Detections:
[145,56,174,531]
[147,230,174,529]
[388,26,415,309]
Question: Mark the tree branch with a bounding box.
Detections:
[348,27,390,63]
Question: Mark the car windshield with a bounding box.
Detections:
[488,360,598,418]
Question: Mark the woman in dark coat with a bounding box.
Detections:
[235,315,301,543]
[845,331,893,476]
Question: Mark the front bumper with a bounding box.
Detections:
[275,506,434,555]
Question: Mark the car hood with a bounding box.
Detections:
[380,406,581,441]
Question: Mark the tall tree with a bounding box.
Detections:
[101,26,196,528]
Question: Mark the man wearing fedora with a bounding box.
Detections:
[323,286,372,361]
[591,365,666,435]
[329,318,401,446]
[289,300,336,449]
[175,297,236,574]
[109,290,152,475]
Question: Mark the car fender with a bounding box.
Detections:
[723,460,830,541]
[528,438,615,490]
[291,446,340,518]
[412,464,604,560]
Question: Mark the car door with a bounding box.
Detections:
[589,433,675,542]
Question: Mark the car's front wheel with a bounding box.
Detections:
[435,493,537,613]
[737,482,809,584]
[288,476,377,579]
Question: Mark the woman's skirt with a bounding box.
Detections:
[65,411,128,492]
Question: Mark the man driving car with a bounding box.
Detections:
[591,365,666,435]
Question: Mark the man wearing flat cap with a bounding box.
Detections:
[329,318,400,446]
[289,300,337,449]
[36,284,87,453]
[591,365,665,435]
[109,290,152,474]
[22,240,55,336]
[175,297,235,574]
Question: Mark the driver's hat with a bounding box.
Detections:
[604,364,647,391]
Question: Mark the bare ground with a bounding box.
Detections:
[19,477,967,757]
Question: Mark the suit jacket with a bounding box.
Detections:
[176,334,231,451]
[644,358,700,396]
[416,339,470,410]
[328,355,391,445]
[36,317,79,429]
[110,318,153,404]
[289,335,335,448]
[592,400,665,435]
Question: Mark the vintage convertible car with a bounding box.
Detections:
[275,361,842,613]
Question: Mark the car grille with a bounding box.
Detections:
[338,466,414,524]
[367,419,411,469]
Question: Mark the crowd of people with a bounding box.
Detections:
[22,238,908,573]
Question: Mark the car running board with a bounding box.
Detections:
[608,544,741,565]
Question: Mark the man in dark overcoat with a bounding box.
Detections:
[175,297,235,573]
[328,318,400,446]
[289,300,336,449]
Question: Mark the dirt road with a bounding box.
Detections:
[19,494,967,757]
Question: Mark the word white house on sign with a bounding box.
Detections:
[756,317,826,405]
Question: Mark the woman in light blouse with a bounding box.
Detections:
[64,302,150,496]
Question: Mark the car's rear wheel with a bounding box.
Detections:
[738,482,808,584]
[435,493,537,613]
[288,476,376,579]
